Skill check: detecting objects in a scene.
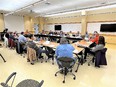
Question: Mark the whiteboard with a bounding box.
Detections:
[87,22,116,35]
[44,23,81,33]
[44,25,54,31]
[4,15,24,33]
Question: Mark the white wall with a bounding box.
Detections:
[4,15,24,33]
[44,23,81,33]
[87,22,116,35]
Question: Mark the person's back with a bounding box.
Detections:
[56,44,74,58]
[27,41,36,49]
[18,32,27,43]
[55,37,76,69]
[9,32,14,40]
[55,37,75,59]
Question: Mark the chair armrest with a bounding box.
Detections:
[1,82,8,87]
[38,80,44,87]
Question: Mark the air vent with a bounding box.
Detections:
[45,2,51,5]
[100,1,107,5]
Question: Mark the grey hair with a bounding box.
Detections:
[60,37,68,44]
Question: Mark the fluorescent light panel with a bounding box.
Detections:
[4,0,46,16]
[44,4,116,17]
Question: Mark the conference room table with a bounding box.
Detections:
[34,34,83,41]
[35,40,92,72]
[36,40,92,54]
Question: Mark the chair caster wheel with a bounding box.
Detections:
[52,63,54,65]
[88,64,90,66]
[96,66,100,68]
[63,80,65,83]
[45,61,47,62]
[41,61,43,63]
[75,70,77,72]
[55,74,57,76]
[73,77,76,80]
[4,61,6,62]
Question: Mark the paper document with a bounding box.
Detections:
[49,45,55,47]
[73,50,78,53]
[44,41,50,44]
[33,41,38,44]
[87,41,92,44]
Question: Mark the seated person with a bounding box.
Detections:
[55,37,76,68]
[24,29,30,35]
[54,31,58,35]
[84,36,105,60]
[18,32,27,44]
[69,31,73,37]
[59,31,64,37]
[9,32,15,48]
[49,30,54,35]
[84,31,89,41]
[27,34,47,64]
[18,32,27,53]
[75,31,81,37]
[90,31,99,44]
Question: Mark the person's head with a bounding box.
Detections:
[6,28,8,31]
[93,31,99,37]
[10,32,13,35]
[98,36,105,46]
[21,32,24,35]
[28,34,34,40]
[26,29,28,32]
[94,31,98,35]
[86,31,88,34]
[60,37,68,44]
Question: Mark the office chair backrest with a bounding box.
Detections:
[5,72,17,84]
[1,72,17,87]
[96,48,107,55]
[95,48,107,66]
[45,46,55,54]
[58,57,75,67]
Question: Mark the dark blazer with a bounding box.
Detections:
[95,48,107,67]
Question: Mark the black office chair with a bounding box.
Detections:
[1,72,44,87]
[15,40,26,58]
[88,48,107,68]
[55,57,76,83]
[1,72,17,87]
[44,46,55,65]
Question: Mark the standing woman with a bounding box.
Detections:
[3,29,9,47]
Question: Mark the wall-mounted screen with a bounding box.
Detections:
[55,25,61,30]
[100,24,116,32]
